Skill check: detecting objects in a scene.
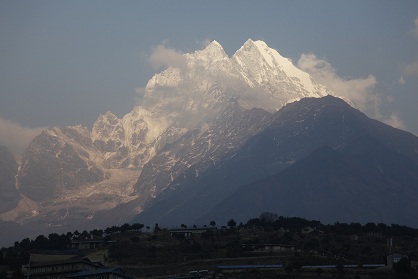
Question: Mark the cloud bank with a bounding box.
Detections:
[411,17,418,39]
[148,44,187,71]
[0,117,46,157]
[297,53,405,130]
[145,42,406,131]
[402,59,418,78]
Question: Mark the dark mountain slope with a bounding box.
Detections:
[133,103,272,225]
[134,96,418,227]
[202,143,418,226]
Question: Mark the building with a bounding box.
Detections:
[169,228,216,238]
[25,257,101,279]
[24,256,132,279]
[242,244,295,253]
[67,267,133,279]
[71,240,115,250]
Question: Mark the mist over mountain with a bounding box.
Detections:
[1,39,417,247]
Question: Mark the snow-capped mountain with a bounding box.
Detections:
[1,39,345,243]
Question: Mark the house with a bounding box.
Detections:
[71,240,116,250]
[23,256,133,279]
[242,243,295,253]
[24,257,101,279]
[67,267,134,279]
[169,228,216,238]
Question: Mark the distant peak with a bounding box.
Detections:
[95,111,119,125]
[196,40,228,60]
[243,38,255,45]
[237,38,273,55]
[103,111,117,118]
[253,40,268,49]
[207,40,222,48]
[203,40,225,52]
[242,38,270,49]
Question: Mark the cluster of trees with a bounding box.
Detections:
[238,212,418,238]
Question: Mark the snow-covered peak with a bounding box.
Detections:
[252,40,317,91]
[204,40,224,52]
[232,39,331,99]
[186,40,229,65]
[252,40,284,67]
[95,39,333,168]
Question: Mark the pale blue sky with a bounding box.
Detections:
[1,1,418,155]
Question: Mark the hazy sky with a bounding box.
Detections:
[1,1,417,155]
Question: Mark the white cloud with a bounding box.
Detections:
[398,76,405,87]
[402,59,418,77]
[297,53,405,129]
[195,38,212,49]
[148,44,187,71]
[411,17,418,39]
[385,113,406,130]
[134,86,146,105]
[297,53,377,113]
[0,117,46,157]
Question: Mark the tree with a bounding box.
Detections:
[120,223,131,232]
[153,223,161,233]
[227,219,237,229]
[33,235,48,249]
[90,229,103,238]
[80,230,90,239]
[131,223,144,231]
[259,212,278,222]
[181,224,187,228]
[210,220,216,227]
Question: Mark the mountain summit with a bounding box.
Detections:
[144,39,332,114]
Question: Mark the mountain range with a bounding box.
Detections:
[1,39,418,247]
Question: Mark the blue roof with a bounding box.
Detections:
[217,264,283,269]
[67,267,132,278]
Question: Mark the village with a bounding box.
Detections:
[2,215,418,278]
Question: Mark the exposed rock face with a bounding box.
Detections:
[134,102,272,206]
[18,127,105,202]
